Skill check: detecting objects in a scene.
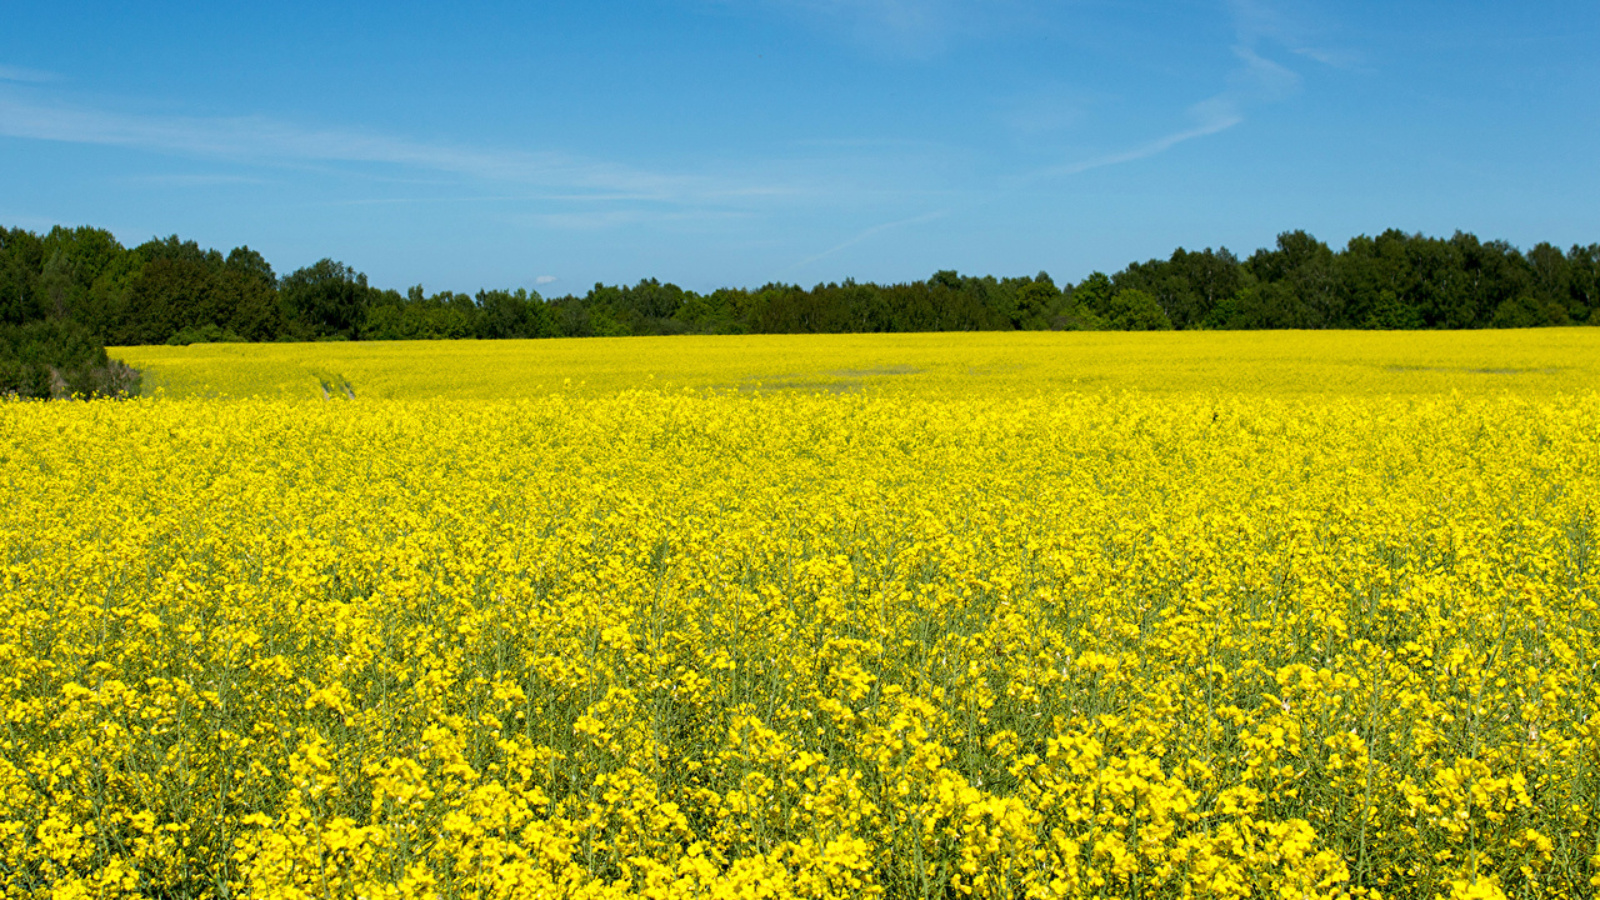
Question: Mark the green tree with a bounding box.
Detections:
[1115,247,1241,328]
[1364,290,1425,330]
[0,319,139,397]
[0,228,45,326]
[925,271,1002,330]
[1567,244,1599,322]
[1209,281,1312,329]
[1527,242,1570,307]
[1340,231,1421,328]
[477,288,554,339]
[222,247,283,341]
[675,288,741,334]
[1449,233,1533,327]
[1067,272,1114,319]
[1106,288,1172,330]
[1491,295,1566,328]
[1012,275,1059,329]
[37,226,125,322]
[1245,231,1338,327]
[118,257,218,344]
[280,259,372,339]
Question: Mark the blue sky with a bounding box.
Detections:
[2,1,1596,295]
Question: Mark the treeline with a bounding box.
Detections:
[3,224,1598,395]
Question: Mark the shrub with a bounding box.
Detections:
[0,319,141,398]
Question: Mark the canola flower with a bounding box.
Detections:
[3,332,1600,898]
[110,329,1600,400]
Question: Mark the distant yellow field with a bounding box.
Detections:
[112,328,1600,399]
[5,332,1599,898]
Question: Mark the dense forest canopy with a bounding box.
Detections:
[2,222,1597,396]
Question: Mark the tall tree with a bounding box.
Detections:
[1566,244,1599,323]
[36,226,126,334]
[1527,241,1573,321]
[280,259,372,340]
[0,228,45,326]
[1246,231,1338,327]
[119,257,219,344]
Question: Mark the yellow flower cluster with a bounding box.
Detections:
[111,328,1600,400]
[4,333,1600,898]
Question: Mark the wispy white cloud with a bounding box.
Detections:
[0,86,788,206]
[782,208,947,275]
[509,208,753,232]
[117,172,267,188]
[534,275,558,285]
[1039,103,1243,178]
[747,0,962,55]
[1027,0,1352,180]
[1290,45,1363,68]
[0,210,69,232]
[1229,0,1298,45]
[315,192,688,207]
[1230,43,1301,99]
[1228,0,1361,70]
[724,0,1037,58]
[515,210,658,231]
[998,84,1093,137]
[0,63,57,83]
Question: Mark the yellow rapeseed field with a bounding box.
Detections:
[110,329,1600,399]
[4,331,1600,899]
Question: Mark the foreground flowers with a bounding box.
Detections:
[4,336,1600,898]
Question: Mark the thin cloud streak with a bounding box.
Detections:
[315,192,680,207]
[1228,0,1360,70]
[744,0,961,56]
[508,208,752,232]
[729,0,1039,59]
[1040,109,1242,178]
[118,173,267,188]
[1022,0,1339,183]
[781,208,948,276]
[0,63,57,83]
[1231,44,1300,99]
[0,89,790,205]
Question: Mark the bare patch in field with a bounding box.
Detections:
[827,365,921,378]
[1382,364,1563,376]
